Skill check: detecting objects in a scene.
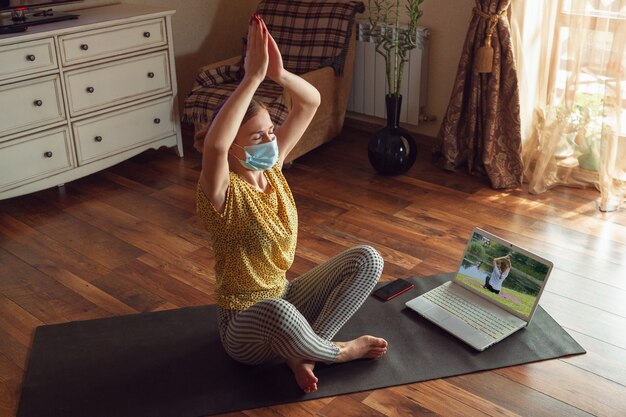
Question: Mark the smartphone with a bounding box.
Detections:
[372,278,414,301]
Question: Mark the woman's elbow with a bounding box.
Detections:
[311,89,321,108]
[297,94,320,112]
[203,137,230,155]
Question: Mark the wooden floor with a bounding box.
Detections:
[1,120,625,417]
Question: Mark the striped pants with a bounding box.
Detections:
[217,245,384,365]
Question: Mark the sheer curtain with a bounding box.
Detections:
[511,0,626,211]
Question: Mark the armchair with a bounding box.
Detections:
[183,0,364,163]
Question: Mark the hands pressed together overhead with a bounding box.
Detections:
[245,14,285,84]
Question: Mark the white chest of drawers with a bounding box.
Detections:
[0,4,183,200]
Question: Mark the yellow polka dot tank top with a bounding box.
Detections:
[196,164,297,310]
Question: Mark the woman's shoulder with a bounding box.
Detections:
[196,172,240,221]
[197,181,224,220]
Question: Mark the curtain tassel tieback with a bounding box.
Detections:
[473,7,507,73]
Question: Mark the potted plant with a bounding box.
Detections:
[576,124,601,171]
[546,93,611,171]
[365,0,426,175]
[367,0,425,97]
[574,93,611,172]
[547,102,587,158]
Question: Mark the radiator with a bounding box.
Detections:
[348,21,430,126]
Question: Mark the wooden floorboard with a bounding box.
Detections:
[0,120,625,416]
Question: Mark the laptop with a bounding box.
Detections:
[405,227,553,351]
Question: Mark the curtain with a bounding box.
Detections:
[434,0,523,189]
[512,0,626,212]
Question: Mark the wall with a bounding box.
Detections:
[339,0,475,139]
[412,0,474,138]
[354,0,475,138]
[61,0,258,119]
[60,0,473,139]
[127,0,259,114]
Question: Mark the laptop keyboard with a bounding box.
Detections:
[423,285,519,340]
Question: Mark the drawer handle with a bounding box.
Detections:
[80,44,89,51]
[153,118,161,124]
[44,151,53,158]
[26,54,36,61]
[147,72,155,78]
[34,99,43,107]
[86,86,95,93]
[143,31,151,38]
[94,136,103,142]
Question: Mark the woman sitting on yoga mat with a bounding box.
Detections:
[195,14,388,394]
[484,255,511,294]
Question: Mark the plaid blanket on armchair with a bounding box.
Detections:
[183,0,364,133]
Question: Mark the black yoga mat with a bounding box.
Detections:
[18,273,585,417]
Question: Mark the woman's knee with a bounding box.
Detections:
[255,298,303,335]
[223,299,302,364]
[351,245,384,280]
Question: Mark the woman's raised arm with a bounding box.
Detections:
[261,20,320,165]
[199,15,268,210]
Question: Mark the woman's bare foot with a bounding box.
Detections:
[335,335,388,362]
[286,358,318,393]
[284,336,386,393]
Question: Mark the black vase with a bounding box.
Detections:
[368,94,417,176]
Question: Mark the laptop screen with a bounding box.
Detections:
[453,228,553,321]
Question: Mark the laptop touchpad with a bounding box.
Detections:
[425,306,452,322]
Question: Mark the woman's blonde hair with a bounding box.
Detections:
[212,98,267,127]
[194,99,269,149]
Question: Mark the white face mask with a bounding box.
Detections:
[232,139,279,171]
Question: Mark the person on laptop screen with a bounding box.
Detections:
[484,255,511,294]
[195,15,387,394]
